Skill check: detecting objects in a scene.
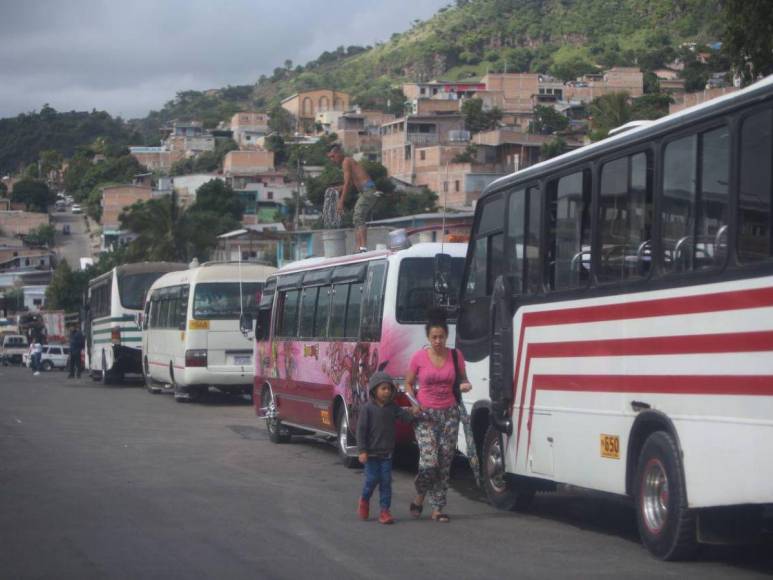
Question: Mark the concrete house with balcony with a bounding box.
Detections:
[281,90,350,133]
[99,184,152,250]
[230,112,270,149]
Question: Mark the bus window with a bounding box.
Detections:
[525,186,542,294]
[465,237,488,299]
[277,290,300,338]
[361,262,387,342]
[314,286,331,338]
[256,279,275,340]
[507,189,526,294]
[398,257,465,323]
[599,152,652,283]
[345,283,363,338]
[738,108,773,262]
[546,170,591,291]
[662,128,729,272]
[193,282,262,320]
[299,287,318,338]
[119,273,163,310]
[329,285,349,338]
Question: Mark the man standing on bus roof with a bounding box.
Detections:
[327,144,381,253]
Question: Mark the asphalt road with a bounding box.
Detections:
[1,366,771,580]
[50,207,92,268]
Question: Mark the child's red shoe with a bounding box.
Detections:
[379,509,394,525]
[358,498,369,520]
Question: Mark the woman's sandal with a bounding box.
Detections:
[432,512,450,523]
[409,502,423,518]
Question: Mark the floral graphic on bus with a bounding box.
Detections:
[323,341,380,413]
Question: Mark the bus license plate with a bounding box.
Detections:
[232,355,251,365]
[600,434,620,459]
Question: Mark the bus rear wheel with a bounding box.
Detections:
[482,426,534,511]
[635,431,697,560]
[336,407,360,469]
[261,387,289,443]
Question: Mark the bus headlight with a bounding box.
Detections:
[185,349,207,368]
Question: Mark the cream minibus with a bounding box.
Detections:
[142,261,276,401]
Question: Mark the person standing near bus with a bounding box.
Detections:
[356,371,418,524]
[30,338,43,376]
[326,144,381,252]
[67,327,85,379]
[404,309,472,522]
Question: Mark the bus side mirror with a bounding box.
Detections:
[239,313,254,339]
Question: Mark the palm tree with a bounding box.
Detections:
[589,92,632,140]
[119,191,186,262]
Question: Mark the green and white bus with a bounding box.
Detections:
[85,262,186,383]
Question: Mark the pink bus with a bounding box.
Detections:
[252,242,467,466]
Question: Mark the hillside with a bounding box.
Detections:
[131,0,724,139]
[1,0,726,166]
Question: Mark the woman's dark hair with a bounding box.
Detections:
[425,307,449,336]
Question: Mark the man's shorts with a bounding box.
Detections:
[353,189,381,227]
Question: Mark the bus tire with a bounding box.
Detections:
[482,426,534,511]
[261,387,289,443]
[336,407,359,469]
[635,431,697,561]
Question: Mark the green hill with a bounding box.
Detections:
[133,0,723,139]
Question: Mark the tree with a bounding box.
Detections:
[119,195,186,262]
[189,180,243,222]
[589,92,632,141]
[461,98,502,134]
[541,137,568,160]
[531,105,569,135]
[268,104,295,135]
[722,0,773,84]
[631,93,673,120]
[24,224,56,247]
[45,260,88,312]
[451,144,478,163]
[11,179,54,212]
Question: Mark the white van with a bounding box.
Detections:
[142,261,276,401]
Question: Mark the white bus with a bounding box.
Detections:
[86,262,187,383]
[457,75,773,560]
[252,242,467,466]
[142,261,276,401]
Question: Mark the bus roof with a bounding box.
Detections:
[147,261,278,289]
[88,262,187,287]
[275,242,468,277]
[480,74,773,201]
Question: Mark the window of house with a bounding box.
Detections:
[33,298,42,306]
[443,182,448,193]
[267,191,274,200]
[455,180,460,192]
[738,108,773,262]
[420,150,426,161]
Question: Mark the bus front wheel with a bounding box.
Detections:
[482,426,534,511]
[635,431,697,560]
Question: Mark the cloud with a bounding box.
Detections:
[0,0,448,119]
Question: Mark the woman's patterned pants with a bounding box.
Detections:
[414,406,459,510]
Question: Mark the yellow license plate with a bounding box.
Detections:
[189,320,210,330]
[600,434,620,459]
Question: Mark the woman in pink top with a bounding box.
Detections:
[404,309,472,522]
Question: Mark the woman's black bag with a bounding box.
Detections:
[451,348,462,404]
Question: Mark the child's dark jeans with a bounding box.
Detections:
[361,456,392,509]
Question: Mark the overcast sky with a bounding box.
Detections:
[0,0,448,120]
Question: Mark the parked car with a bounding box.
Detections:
[24,344,70,371]
[1,334,28,366]
[71,204,82,214]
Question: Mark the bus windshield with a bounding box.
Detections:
[396,257,465,323]
[118,273,170,310]
[193,282,262,320]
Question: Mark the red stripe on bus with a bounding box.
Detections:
[511,285,773,458]
[532,374,773,396]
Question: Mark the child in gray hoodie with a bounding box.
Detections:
[356,371,418,524]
